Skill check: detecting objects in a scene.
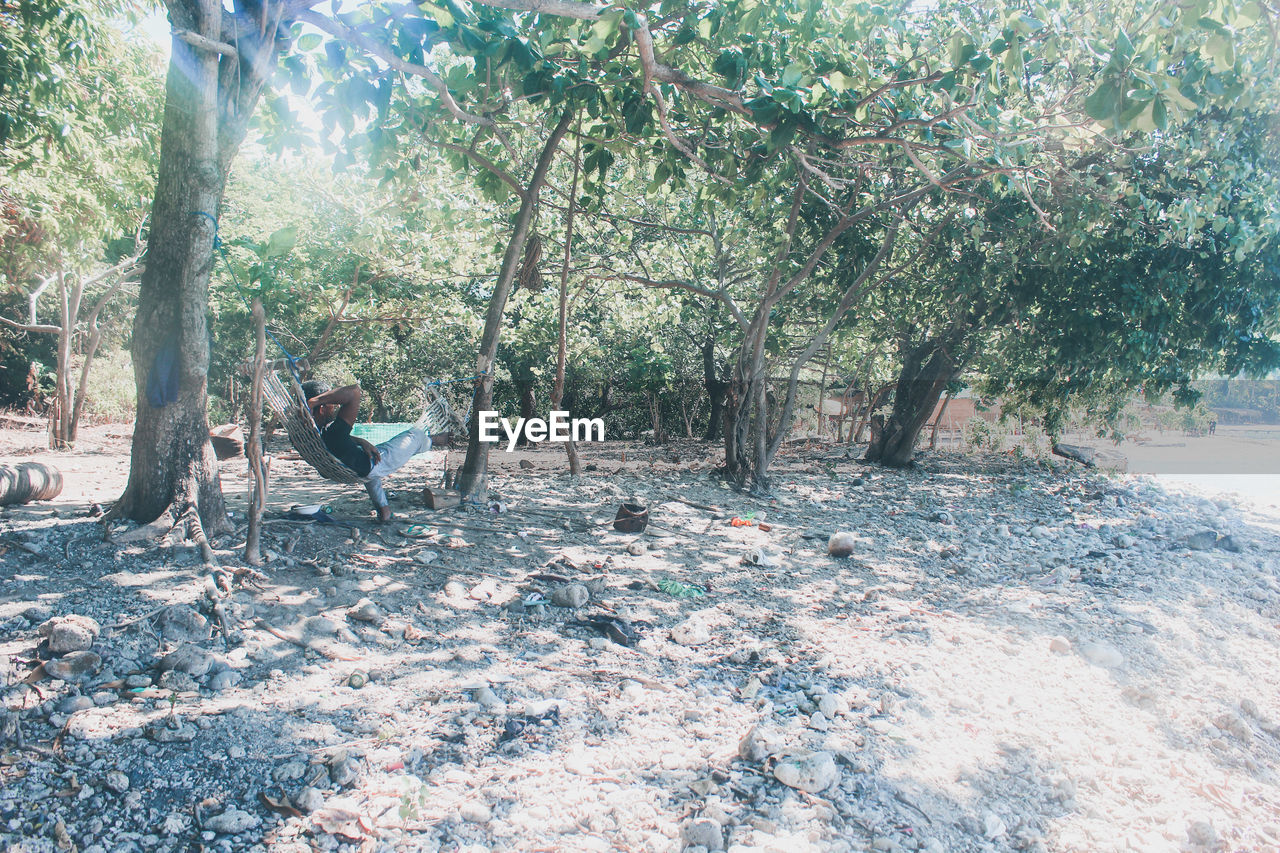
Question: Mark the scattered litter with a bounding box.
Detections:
[657,578,705,598]
[400,524,436,538]
[289,506,338,524]
[572,615,648,647]
[498,704,561,744]
[613,502,649,533]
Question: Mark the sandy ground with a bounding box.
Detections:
[2,424,1280,853]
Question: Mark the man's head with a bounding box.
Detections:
[301,380,334,425]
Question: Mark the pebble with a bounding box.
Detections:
[551,583,590,608]
[91,691,117,706]
[983,812,1007,839]
[626,541,647,556]
[1187,820,1217,848]
[1049,636,1071,654]
[295,786,325,813]
[330,756,360,786]
[670,618,712,646]
[1029,526,1053,540]
[459,800,492,823]
[816,694,841,717]
[104,770,130,794]
[158,670,199,692]
[683,817,725,851]
[828,532,857,558]
[22,604,53,623]
[1181,530,1218,551]
[44,650,101,682]
[346,598,385,623]
[145,721,197,743]
[738,727,769,764]
[208,669,242,691]
[304,615,341,636]
[125,674,152,688]
[159,644,216,678]
[1077,640,1124,668]
[41,615,101,655]
[772,751,839,793]
[202,808,259,834]
[57,695,95,714]
[155,605,210,643]
[473,686,503,709]
[416,549,440,565]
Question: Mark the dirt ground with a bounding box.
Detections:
[2,424,1280,853]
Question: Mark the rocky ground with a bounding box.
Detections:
[2,427,1280,853]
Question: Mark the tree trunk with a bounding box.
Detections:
[52,269,73,449]
[930,390,954,450]
[648,392,665,444]
[110,0,280,532]
[701,335,727,441]
[865,341,959,468]
[515,380,536,446]
[551,132,581,476]
[456,107,574,501]
[244,297,266,566]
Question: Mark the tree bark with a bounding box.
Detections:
[865,340,960,468]
[456,107,574,501]
[110,0,281,531]
[551,132,581,475]
[244,297,266,565]
[514,380,536,446]
[701,335,727,441]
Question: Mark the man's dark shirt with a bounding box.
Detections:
[320,418,373,476]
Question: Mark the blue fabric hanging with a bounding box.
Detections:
[145,339,180,408]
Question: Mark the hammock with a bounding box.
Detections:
[261,371,454,485]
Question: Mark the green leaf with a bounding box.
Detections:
[419,1,454,28]
[1151,96,1167,130]
[1084,80,1121,121]
[295,33,322,51]
[1205,33,1234,72]
[825,70,853,92]
[1113,29,1134,63]
[949,33,976,67]
[1236,2,1262,26]
[587,10,622,53]
[264,226,298,258]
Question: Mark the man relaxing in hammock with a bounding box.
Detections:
[301,381,451,522]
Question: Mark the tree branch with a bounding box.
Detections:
[172,28,237,56]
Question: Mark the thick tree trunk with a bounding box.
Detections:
[865,341,959,468]
[457,107,574,501]
[111,0,279,532]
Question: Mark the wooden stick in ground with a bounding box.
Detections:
[245,296,267,566]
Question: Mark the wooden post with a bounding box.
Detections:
[930,390,953,450]
[244,297,267,566]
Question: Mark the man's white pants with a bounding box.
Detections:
[364,428,430,509]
